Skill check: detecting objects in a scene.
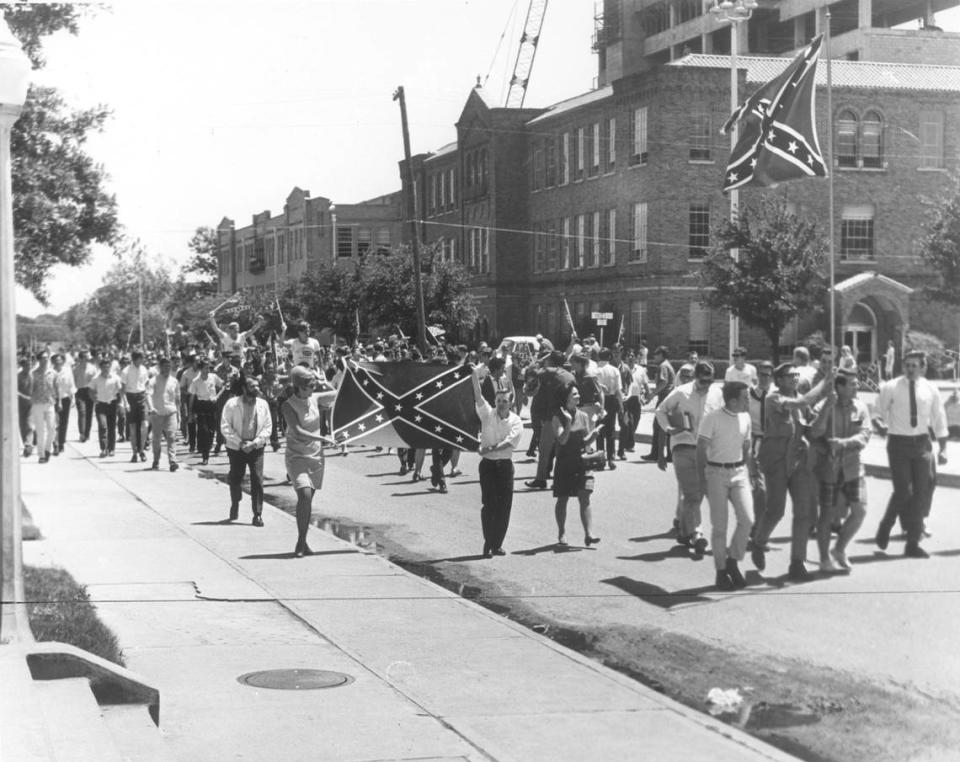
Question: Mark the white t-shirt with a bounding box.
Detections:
[698,406,751,463]
[724,362,758,387]
[286,337,321,368]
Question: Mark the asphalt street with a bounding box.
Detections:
[189,423,960,713]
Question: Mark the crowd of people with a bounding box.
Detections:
[16,314,954,588]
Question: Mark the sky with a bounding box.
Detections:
[16,0,960,318]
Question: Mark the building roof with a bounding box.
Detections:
[671,54,960,92]
[835,271,914,295]
[526,85,614,126]
[424,141,458,163]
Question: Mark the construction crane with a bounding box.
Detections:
[504,0,549,108]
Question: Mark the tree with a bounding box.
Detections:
[699,196,828,361]
[3,3,120,303]
[920,174,960,304]
[181,225,219,291]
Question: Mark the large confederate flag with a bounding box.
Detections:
[331,361,481,451]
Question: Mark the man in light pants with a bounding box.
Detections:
[29,350,60,464]
[146,356,181,472]
[697,381,754,591]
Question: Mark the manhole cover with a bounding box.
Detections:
[237,669,354,690]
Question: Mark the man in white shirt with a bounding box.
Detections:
[188,358,224,466]
[595,348,623,470]
[724,346,758,387]
[52,353,76,456]
[146,356,181,472]
[872,350,948,558]
[655,361,722,558]
[698,381,754,591]
[121,350,151,463]
[883,340,896,380]
[90,358,122,457]
[617,350,648,460]
[286,320,322,369]
[72,347,99,443]
[471,367,524,557]
[221,377,273,525]
[209,311,264,360]
[793,346,817,388]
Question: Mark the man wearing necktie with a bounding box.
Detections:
[872,351,948,558]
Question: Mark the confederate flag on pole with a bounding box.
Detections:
[331,361,481,451]
[722,35,826,192]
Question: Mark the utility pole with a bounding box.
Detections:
[393,86,428,355]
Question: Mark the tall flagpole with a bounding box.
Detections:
[825,10,836,358]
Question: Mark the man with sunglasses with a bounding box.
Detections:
[724,347,758,387]
[655,361,722,557]
[751,361,831,580]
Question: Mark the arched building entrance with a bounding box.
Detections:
[834,272,912,368]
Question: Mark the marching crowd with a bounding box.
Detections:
[16,312,954,589]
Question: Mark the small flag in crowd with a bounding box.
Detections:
[331,361,480,451]
[722,35,826,192]
[562,298,576,333]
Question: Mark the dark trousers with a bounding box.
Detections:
[648,390,670,457]
[431,447,452,487]
[214,393,229,449]
[181,393,197,449]
[534,417,557,482]
[194,400,217,457]
[880,435,934,545]
[267,399,280,448]
[18,398,33,446]
[619,397,640,456]
[56,397,71,451]
[95,401,117,453]
[480,458,515,551]
[227,446,265,517]
[528,416,542,455]
[75,387,94,440]
[601,397,619,460]
[126,392,147,452]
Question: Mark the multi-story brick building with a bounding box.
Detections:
[400,0,960,364]
[215,187,404,296]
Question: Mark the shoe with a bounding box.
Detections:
[252,515,264,527]
[715,570,735,591]
[411,472,423,482]
[725,559,747,588]
[904,543,929,559]
[524,480,547,490]
[922,522,932,539]
[525,450,536,458]
[108,450,114,456]
[692,536,708,559]
[585,536,601,547]
[130,454,139,463]
[169,462,179,472]
[672,518,680,536]
[607,460,617,470]
[188,446,195,453]
[38,455,49,464]
[830,547,852,571]
[53,447,61,456]
[788,560,811,581]
[438,483,448,494]
[201,457,209,466]
[228,506,239,521]
[271,442,280,452]
[294,546,304,558]
[640,454,658,462]
[213,447,221,456]
[23,445,33,457]
[624,447,635,453]
[151,460,159,471]
[99,450,107,458]
[492,548,506,556]
[139,451,147,462]
[449,469,462,478]
[616,453,626,461]
[398,465,408,476]
[556,538,568,548]
[751,546,766,571]
[820,557,841,574]
[875,524,890,551]
[482,545,493,558]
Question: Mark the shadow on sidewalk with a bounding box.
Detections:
[513,543,584,556]
[601,575,717,609]
[239,549,361,560]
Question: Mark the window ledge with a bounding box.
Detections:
[917,166,947,173]
[688,159,715,165]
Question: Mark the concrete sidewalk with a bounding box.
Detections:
[18,444,798,762]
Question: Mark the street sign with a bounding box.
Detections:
[591,311,613,320]
[595,319,608,326]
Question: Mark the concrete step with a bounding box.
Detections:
[101,704,173,762]
[32,677,124,761]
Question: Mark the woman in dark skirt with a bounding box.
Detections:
[553,386,602,547]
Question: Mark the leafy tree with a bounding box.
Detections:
[3,3,120,303]
[699,196,828,362]
[920,174,960,305]
[181,225,219,291]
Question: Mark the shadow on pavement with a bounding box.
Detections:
[601,575,717,609]
[628,531,676,543]
[618,545,697,563]
[239,549,360,560]
[191,519,247,526]
[421,554,493,563]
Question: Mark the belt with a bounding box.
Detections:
[707,460,745,468]
[672,443,696,450]
[888,433,930,442]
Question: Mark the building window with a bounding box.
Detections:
[862,111,883,168]
[575,126,585,180]
[561,216,572,270]
[590,122,600,176]
[532,142,544,191]
[277,233,285,264]
[533,223,545,273]
[630,202,648,263]
[574,301,587,334]
[606,208,616,266]
[469,227,489,273]
[837,110,858,168]
[357,228,372,256]
[689,301,711,356]
[546,220,558,270]
[545,138,557,187]
[561,133,571,184]
[631,106,648,165]
[841,204,874,260]
[438,172,446,212]
[375,228,391,255]
[336,227,353,258]
[266,236,275,267]
[589,211,600,267]
[576,214,585,268]
[919,111,944,169]
[629,300,647,343]
[607,116,616,171]
[689,113,712,161]
[428,174,437,216]
[448,168,456,207]
[688,202,710,260]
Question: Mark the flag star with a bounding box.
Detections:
[415,414,423,422]
[362,379,369,386]
[453,372,460,379]
[415,392,423,400]
[456,435,464,443]
[435,381,443,389]
[375,414,384,423]
[434,425,442,433]
[376,392,384,400]
[807,154,815,165]
[728,172,738,183]
[788,140,799,154]
[395,404,403,412]
[750,157,757,168]
[358,423,366,431]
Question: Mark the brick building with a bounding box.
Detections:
[215,187,403,296]
[399,0,960,364]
